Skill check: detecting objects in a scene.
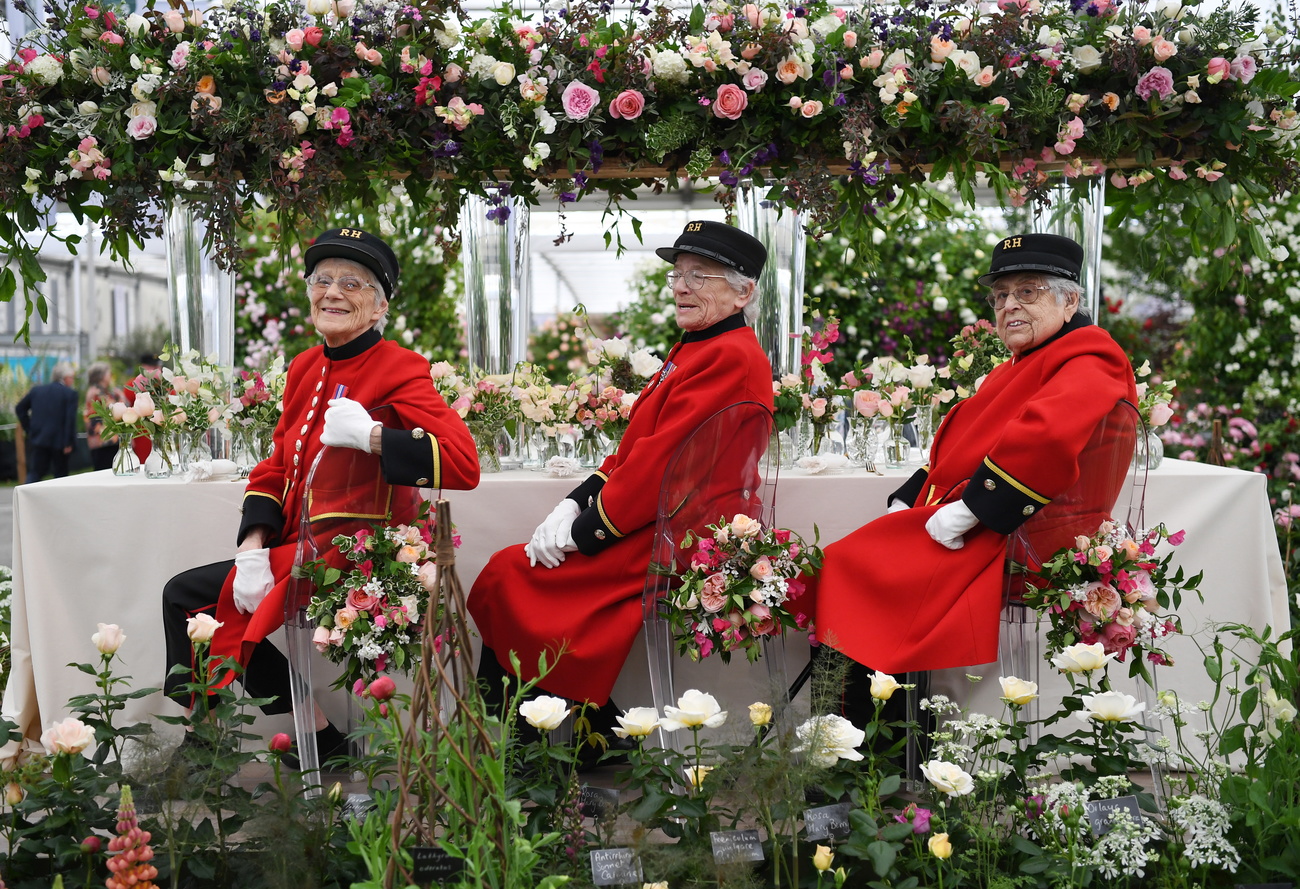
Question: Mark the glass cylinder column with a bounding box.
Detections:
[461,183,532,375]
[735,180,807,380]
[164,195,236,460]
[1032,176,1106,322]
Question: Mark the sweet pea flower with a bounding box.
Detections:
[519,695,570,731]
[661,689,727,731]
[91,622,126,654]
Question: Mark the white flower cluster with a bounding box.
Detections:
[1087,809,1162,879]
[1171,795,1241,872]
[1025,781,1091,849]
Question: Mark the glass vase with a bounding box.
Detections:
[576,431,602,469]
[735,179,807,379]
[884,421,910,469]
[915,403,938,458]
[531,427,560,470]
[144,433,176,479]
[601,426,625,460]
[232,426,268,474]
[112,439,138,477]
[461,183,532,375]
[177,429,208,472]
[847,415,881,470]
[469,423,504,474]
[770,426,796,470]
[1134,429,1164,470]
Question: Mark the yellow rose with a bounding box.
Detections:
[813,845,834,872]
[998,676,1039,706]
[870,671,902,701]
[928,832,953,859]
[749,702,773,727]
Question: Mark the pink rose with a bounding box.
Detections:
[162,9,184,31]
[863,48,883,69]
[561,81,600,120]
[1229,55,1256,83]
[1132,25,1153,45]
[973,66,995,87]
[1135,66,1174,101]
[853,390,882,418]
[843,30,858,49]
[1206,56,1230,83]
[743,3,761,27]
[747,604,776,635]
[99,31,123,45]
[303,26,323,47]
[312,625,332,651]
[810,397,828,418]
[269,732,293,754]
[346,587,382,614]
[1100,621,1137,658]
[749,556,775,583]
[1151,36,1177,62]
[700,573,729,612]
[1082,581,1121,620]
[742,68,768,91]
[991,95,1010,110]
[368,675,397,701]
[799,99,824,118]
[41,717,94,756]
[285,28,306,51]
[608,88,645,120]
[1148,402,1174,427]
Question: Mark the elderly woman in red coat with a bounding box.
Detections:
[815,233,1138,697]
[469,221,774,718]
[161,227,479,761]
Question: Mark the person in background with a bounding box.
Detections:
[16,361,79,483]
[160,227,480,766]
[813,233,1137,727]
[84,362,119,471]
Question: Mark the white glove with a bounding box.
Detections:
[232,549,275,615]
[320,398,380,452]
[925,500,980,550]
[525,499,581,568]
[887,498,910,513]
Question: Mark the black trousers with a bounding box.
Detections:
[25,445,69,483]
[161,559,294,715]
[90,444,117,472]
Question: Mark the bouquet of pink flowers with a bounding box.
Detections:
[1022,520,1202,681]
[664,514,822,665]
[302,503,459,689]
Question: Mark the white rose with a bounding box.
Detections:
[920,759,975,795]
[126,99,157,120]
[906,363,937,388]
[1051,642,1118,674]
[1153,0,1183,19]
[91,622,126,654]
[1075,691,1146,723]
[491,61,516,86]
[870,671,902,701]
[603,337,630,359]
[932,296,949,312]
[1072,45,1103,73]
[186,612,223,643]
[629,349,662,378]
[613,706,660,738]
[41,717,95,756]
[289,110,310,134]
[77,100,100,115]
[124,13,149,36]
[999,675,1039,706]
[661,689,727,731]
[793,714,866,767]
[950,50,981,78]
[518,695,570,731]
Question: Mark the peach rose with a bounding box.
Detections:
[41,717,95,756]
[1082,581,1122,619]
[843,30,857,49]
[133,392,156,415]
[800,99,824,118]
[863,48,883,68]
[195,75,217,95]
[749,556,775,583]
[930,36,955,63]
[747,604,776,635]
[91,623,126,655]
[853,390,882,418]
[335,607,360,628]
[186,613,222,642]
[395,544,423,563]
[973,65,995,87]
[608,88,645,120]
[700,573,729,612]
[713,83,748,120]
[312,625,332,651]
[346,587,381,613]
[418,561,439,593]
[162,9,185,32]
[775,56,805,84]
[730,514,763,538]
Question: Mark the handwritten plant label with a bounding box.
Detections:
[803,802,853,841]
[710,829,765,864]
[338,793,376,823]
[410,847,465,884]
[589,848,642,886]
[579,784,620,820]
[1084,796,1144,837]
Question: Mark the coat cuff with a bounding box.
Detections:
[379,426,441,487]
[566,471,608,510]
[570,490,624,556]
[962,456,1052,535]
[238,491,285,546]
[889,468,929,509]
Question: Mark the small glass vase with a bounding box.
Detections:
[770,426,797,470]
[469,423,504,474]
[144,433,176,479]
[601,426,625,460]
[847,416,881,469]
[177,428,208,472]
[232,427,268,474]
[884,422,910,469]
[1134,429,1164,470]
[530,427,560,470]
[915,403,938,458]
[576,430,602,468]
[112,440,138,477]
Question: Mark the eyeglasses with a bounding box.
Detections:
[305,274,376,295]
[986,285,1050,309]
[666,269,730,291]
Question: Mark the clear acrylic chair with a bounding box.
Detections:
[640,400,780,753]
[999,399,1147,729]
[283,417,421,793]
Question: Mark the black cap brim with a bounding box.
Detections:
[977,262,1080,287]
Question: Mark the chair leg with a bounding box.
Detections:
[999,603,1042,745]
[643,614,681,756]
[284,609,322,797]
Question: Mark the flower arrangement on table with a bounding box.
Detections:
[92,367,188,473]
[577,335,662,446]
[1134,359,1177,431]
[1020,519,1202,682]
[158,347,238,439]
[302,502,455,689]
[228,355,287,465]
[665,513,822,664]
[431,362,519,468]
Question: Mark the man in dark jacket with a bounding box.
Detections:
[16,362,79,483]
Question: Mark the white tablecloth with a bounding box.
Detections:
[2,459,1289,755]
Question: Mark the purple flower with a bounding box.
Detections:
[1135,66,1174,101]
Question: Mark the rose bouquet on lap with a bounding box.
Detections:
[665,514,822,664]
[301,502,458,689]
[1021,520,1202,683]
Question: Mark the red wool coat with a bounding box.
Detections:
[814,317,1137,673]
[211,330,480,668]
[468,314,774,704]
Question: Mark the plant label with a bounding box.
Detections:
[1084,795,1144,837]
[589,847,642,886]
[804,802,853,841]
[410,847,465,884]
[711,829,765,864]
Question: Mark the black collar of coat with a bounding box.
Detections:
[1016,311,1093,360]
[680,312,747,344]
[324,327,382,361]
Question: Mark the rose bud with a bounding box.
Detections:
[368,675,397,701]
[81,836,103,854]
[269,732,293,755]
